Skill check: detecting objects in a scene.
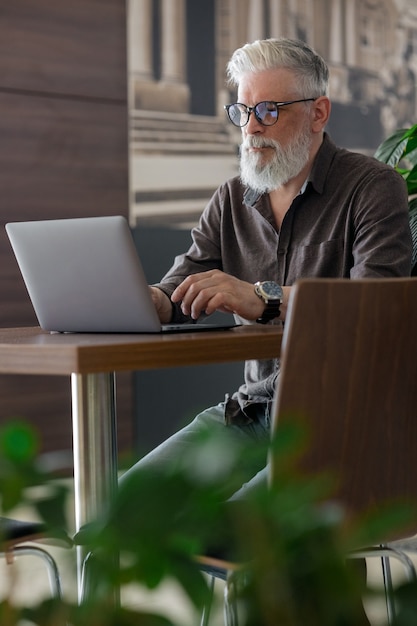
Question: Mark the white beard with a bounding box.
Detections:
[239,123,313,193]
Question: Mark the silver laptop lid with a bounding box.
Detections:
[6,216,163,333]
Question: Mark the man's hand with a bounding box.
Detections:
[150,287,173,323]
[171,269,288,321]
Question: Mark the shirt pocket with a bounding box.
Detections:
[289,238,346,278]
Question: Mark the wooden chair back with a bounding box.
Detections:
[271,278,417,540]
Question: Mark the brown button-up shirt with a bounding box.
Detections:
[155,133,412,419]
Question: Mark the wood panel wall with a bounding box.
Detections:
[0,1,133,462]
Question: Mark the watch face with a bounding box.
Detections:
[260,281,283,300]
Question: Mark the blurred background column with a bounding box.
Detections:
[129,0,153,107]
[345,0,357,67]
[160,0,190,110]
[247,0,265,41]
[269,0,284,35]
[329,0,344,64]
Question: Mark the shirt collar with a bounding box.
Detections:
[243,186,262,207]
[308,132,337,194]
[299,178,309,195]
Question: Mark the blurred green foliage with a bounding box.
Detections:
[1,420,417,625]
[374,124,417,204]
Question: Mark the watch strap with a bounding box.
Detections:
[256,301,281,324]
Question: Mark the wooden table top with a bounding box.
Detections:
[0,325,283,375]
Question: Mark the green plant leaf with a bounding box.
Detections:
[166,557,211,611]
[34,484,69,530]
[0,599,22,626]
[402,123,417,140]
[0,474,27,512]
[23,598,177,626]
[402,137,417,165]
[409,197,417,212]
[404,164,417,195]
[0,421,39,464]
[390,579,417,626]
[374,129,409,166]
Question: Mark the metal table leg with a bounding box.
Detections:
[71,372,118,603]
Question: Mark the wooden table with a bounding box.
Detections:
[0,324,282,599]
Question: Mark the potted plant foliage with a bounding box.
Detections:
[3,420,417,626]
[374,124,417,273]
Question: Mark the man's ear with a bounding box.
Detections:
[311,96,331,131]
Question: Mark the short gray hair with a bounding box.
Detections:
[226,38,329,98]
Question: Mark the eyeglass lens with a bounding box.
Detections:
[227,101,279,127]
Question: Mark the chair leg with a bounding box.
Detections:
[349,545,417,626]
[80,551,98,604]
[80,551,121,605]
[349,546,417,583]
[224,573,239,626]
[200,575,215,626]
[1,546,63,599]
[381,555,395,626]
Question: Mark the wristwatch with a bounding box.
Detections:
[254,281,283,324]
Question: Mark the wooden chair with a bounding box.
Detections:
[0,516,72,599]
[200,277,417,626]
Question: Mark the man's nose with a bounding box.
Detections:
[245,111,264,134]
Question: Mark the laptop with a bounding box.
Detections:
[5,216,237,334]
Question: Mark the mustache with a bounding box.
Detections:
[241,136,279,150]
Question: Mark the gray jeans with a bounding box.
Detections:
[120,401,270,502]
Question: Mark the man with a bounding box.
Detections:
[122,37,412,500]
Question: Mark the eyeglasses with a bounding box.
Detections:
[224,98,316,127]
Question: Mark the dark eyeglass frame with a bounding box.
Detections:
[224,98,316,127]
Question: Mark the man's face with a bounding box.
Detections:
[237,68,314,193]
